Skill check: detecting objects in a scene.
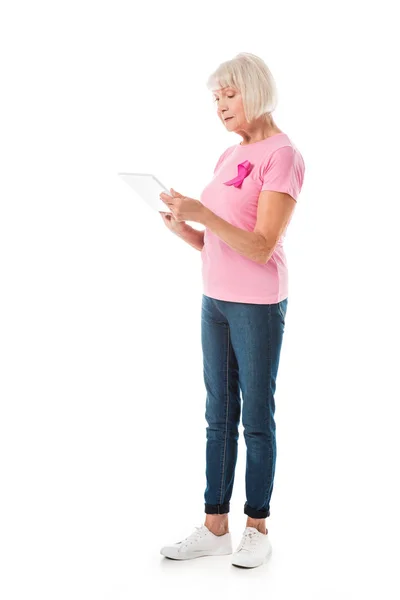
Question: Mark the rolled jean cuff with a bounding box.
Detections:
[204,502,230,514]
[244,502,270,519]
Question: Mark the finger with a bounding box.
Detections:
[160,193,172,206]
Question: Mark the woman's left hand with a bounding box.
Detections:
[160,188,205,223]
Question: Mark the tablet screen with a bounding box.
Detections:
[118,172,172,213]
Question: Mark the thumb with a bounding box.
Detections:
[171,187,182,197]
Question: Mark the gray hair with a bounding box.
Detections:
[206,52,278,123]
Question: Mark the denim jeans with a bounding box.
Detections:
[201,293,288,519]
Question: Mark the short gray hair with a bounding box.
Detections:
[206,52,278,123]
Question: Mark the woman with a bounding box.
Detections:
[159,52,305,569]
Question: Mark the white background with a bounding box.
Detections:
[1,1,400,598]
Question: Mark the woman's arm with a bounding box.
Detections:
[176,224,205,251]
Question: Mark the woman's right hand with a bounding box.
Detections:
[160,211,188,237]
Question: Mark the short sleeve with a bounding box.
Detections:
[261,146,305,201]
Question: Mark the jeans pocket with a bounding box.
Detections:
[277,298,288,320]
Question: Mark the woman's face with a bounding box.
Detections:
[213,87,247,131]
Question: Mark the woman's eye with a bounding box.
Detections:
[214,95,234,102]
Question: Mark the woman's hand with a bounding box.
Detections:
[160,188,205,223]
[159,210,188,237]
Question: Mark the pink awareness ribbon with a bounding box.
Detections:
[223,160,253,188]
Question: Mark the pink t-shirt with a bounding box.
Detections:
[200,132,305,304]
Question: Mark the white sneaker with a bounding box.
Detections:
[160,524,233,560]
[231,527,272,568]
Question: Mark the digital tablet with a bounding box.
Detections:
[118,172,172,213]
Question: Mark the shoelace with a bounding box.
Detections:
[236,529,260,553]
[175,525,206,550]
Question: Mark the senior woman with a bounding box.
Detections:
[159,52,305,569]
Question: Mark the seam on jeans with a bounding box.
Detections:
[265,304,273,513]
[218,326,230,509]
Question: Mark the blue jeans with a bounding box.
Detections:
[201,293,288,519]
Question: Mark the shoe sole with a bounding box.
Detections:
[160,548,233,560]
[231,546,272,568]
